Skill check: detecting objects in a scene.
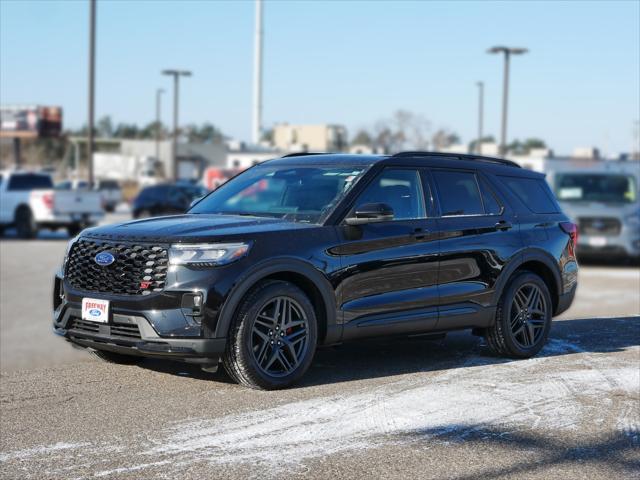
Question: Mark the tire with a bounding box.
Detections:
[222,280,318,390]
[15,206,37,239]
[485,271,553,358]
[67,224,83,237]
[105,205,115,213]
[91,349,143,365]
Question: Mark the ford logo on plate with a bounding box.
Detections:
[95,251,115,266]
[89,308,102,317]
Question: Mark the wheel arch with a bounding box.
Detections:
[13,202,32,221]
[494,249,562,315]
[214,258,338,345]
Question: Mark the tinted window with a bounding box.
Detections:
[501,176,559,214]
[479,177,503,215]
[433,170,483,216]
[8,174,53,191]
[190,165,365,224]
[554,173,637,204]
[354,168,425,220]
[98,180,119,190]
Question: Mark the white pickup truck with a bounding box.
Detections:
[0,170,104,238]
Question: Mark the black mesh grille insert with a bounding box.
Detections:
[69,318,142,340]
[66,239,168,295]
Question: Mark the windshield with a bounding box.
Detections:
[555,173,638,204]
[189,164,366,223]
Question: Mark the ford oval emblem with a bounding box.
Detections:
[89,308,102,317]
[95,251,115,266]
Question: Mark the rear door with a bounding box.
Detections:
[332,167,440,339]
[429,168,522,329]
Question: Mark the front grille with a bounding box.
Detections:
[578,217,622,237]
[66,239,168,295]
[69,318,142,340]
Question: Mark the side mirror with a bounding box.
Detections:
[345,202,394,225]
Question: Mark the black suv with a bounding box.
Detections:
[53,152,578,389]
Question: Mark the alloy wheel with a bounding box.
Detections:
[509,283,548,349]
[250,296,309,377]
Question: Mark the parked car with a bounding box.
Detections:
[57,179,123,213]
[53,152,578,389]
[95,180,122,213]
[1,170,104,238]
[548,163,639,261]
[132,183,208,218]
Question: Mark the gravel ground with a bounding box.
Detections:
[1,217,638,479]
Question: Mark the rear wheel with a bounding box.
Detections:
[223,280,318,390]
[485,271,552,358]
[91,349,143,365]
[15,206,37,239]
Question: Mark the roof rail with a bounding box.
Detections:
[281,152,333,158]
[391,151,521,168]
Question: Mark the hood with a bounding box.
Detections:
[82,214,315,243]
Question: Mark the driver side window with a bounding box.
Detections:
[354,168,426,220]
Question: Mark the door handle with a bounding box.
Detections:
[412,227,428,240]
[495,220,512,231]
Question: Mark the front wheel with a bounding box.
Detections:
[485,271,553,358]
[223,280,318,390]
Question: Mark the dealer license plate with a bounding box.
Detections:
[588,237,607,248]
[81,298,110,323]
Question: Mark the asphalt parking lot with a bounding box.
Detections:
[1,218,639,479]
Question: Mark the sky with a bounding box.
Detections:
[1,0,639,155]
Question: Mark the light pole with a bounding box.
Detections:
[155,88,164,161]
[87,0,96,183]
[487,46,528,156]
[476,81,484,155]
[161,69,192,181]
[252,0,264,145]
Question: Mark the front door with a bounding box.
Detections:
[332,167,440,340]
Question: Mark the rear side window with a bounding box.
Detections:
[478,178,503,215]
[500,176,559,214]
[7,174,53,191]
[433,170,484,216]
[98,180,119,190]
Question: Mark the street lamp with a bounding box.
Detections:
[487,46,528,156]
[155,88,165,161]
[476,81,484,155]
[161,69,192,180]
[87,0,97,184]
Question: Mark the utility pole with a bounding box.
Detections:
[487,46,528,156]
[161,70,191,181]
[155,88,164,161]
[252,0,263,145]
[476,81,484,154]
[87,0,96,183]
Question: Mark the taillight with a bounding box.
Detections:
[560,222,578,253]
[42,193,54,211]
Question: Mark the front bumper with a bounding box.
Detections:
[577,232,640,259]
[53,272,228,363]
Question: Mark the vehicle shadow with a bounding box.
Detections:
[392,425,639,479]
[137,316,639,387]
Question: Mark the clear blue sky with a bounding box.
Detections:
[1,0,638,155]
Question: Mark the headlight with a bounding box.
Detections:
[168,242,251,267]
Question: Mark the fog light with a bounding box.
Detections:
[182,293,203,315]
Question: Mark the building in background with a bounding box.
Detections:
[272,123,348,152]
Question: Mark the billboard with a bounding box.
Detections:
[0,105,63,138]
